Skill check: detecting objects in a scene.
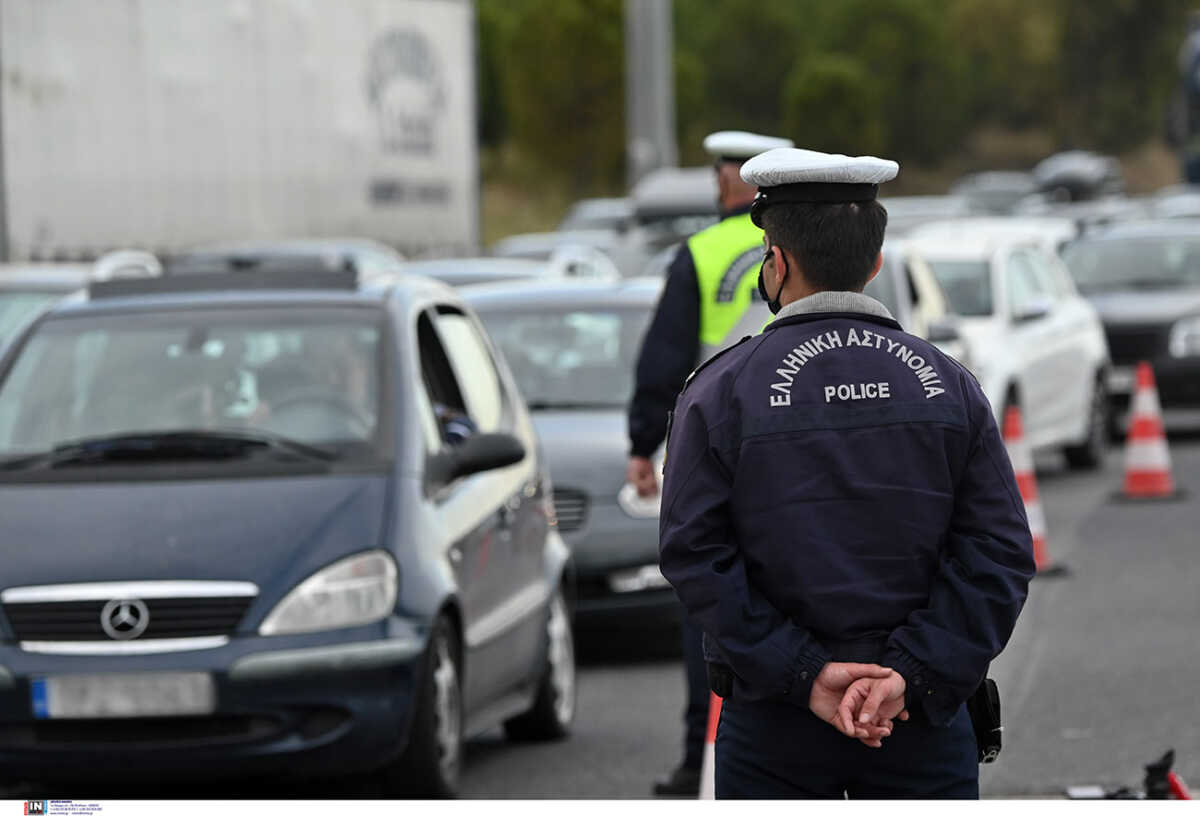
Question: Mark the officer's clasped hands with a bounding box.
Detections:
[809,663,908,749]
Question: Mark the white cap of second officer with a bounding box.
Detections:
[703,131,794,162]
[740,148,900,225]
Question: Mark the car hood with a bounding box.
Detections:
[531,410,630,499]
[0,474,391,603]
[1085,289,1200,326]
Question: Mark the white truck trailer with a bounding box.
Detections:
[0,0,478,261]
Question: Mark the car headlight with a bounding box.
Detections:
[617,449,666,519]
[259,550,398,636]
[1169,315,1200,357]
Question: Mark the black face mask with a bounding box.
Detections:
[757,244,789,315]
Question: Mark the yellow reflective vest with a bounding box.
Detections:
[687,212,772,362]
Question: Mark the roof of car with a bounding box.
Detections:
[629,167,719,220]
[905,231,1035,260]
[40,269,460,320]
[489,230,623,259]
[909,216,1078,243]
[0,263,94,291]
[178,237,404,258]
[1072,218,1200,241]
[460,276,664,310]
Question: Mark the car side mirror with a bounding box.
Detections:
[927,318,961,344]
[427,432,526,485]
[1012,298,1052,324]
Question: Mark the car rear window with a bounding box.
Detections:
[927,260,993,316]
[474,306,651,410]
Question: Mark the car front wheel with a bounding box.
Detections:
[1064,376,1109,470]
[381,615,463,797]
[503,589,575,742]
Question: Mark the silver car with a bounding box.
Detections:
[462,277,674,635]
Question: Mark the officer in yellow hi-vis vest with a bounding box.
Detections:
[627,130,794,797]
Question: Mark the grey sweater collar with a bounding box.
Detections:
[773,291,895,322]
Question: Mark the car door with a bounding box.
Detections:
[430,307,545,707]
[1004,248,1060,442]
[416,310,507,714]
[1026,247,1094,436]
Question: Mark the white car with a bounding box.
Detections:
[906,232,1111,468]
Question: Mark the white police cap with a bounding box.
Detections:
[702,131,795,162]
[741,148,899,225]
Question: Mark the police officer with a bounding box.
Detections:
[658,147,1036,799]
[627,130,793,797]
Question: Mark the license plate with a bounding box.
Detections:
[31,672,216,719]
[1108,366,1135,394]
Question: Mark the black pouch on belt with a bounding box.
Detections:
[706,661,734,699]
[967,678,1002,763]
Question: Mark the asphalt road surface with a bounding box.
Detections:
[8,434,1199,800]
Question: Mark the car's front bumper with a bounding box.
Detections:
[0,620,427,782]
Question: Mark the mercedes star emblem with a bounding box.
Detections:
[100,598,150,640]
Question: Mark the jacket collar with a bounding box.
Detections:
[773,290,895,322]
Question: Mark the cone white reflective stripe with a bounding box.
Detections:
[699,692,721,800]
[1024,498,1047,541]
[1130,382,1164,418]
[1124,438,1172,473]
[699,742,716,799]
[1005,440,1034,476]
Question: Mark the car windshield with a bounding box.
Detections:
[475,305,651,410]
[0,307,384,460]
[927,260,993,316]
[0,291,63,345]
[1062,236,1200,293]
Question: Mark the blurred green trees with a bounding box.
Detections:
[477,0,1195,193]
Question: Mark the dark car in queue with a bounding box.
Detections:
[0,264,93,350]
[462,278,672,635]
[0,267,574,796]
[1062,219,1200,429]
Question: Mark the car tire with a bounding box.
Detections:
[1064,376,1109,471]
[503,589,575,742]
[380,615,463,798]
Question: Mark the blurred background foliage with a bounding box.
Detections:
[478,0,1195,240]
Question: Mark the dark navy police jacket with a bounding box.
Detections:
[658,292,1036,727]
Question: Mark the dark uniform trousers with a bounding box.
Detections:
[681,618,709,770]
[715,699,978,799]
[710,636,979,799]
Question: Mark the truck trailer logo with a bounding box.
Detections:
[366,28,445,155]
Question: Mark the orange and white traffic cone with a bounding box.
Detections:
[698,692,722,800]
[1003,404,1068,577]
[1120,362,1182,501]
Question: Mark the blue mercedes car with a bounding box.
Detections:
[0,264,574,796]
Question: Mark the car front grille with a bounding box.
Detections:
[3,597,254,641]
[1105,324,1167,365]
[552,488,589,533]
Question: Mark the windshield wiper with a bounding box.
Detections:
[0,429,337,471]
